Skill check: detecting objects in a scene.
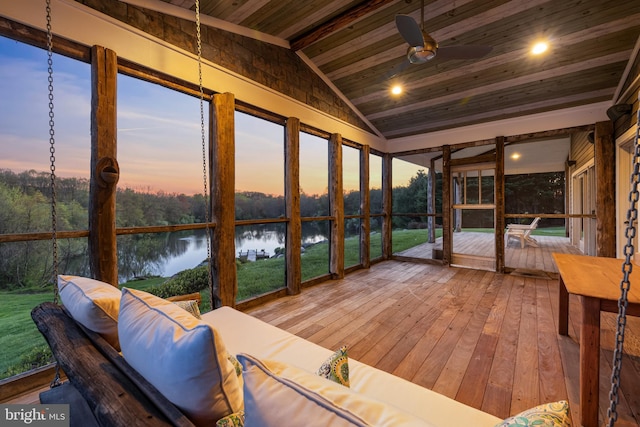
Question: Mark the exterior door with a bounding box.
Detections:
[451,164,496,271]
[572,165,596,255]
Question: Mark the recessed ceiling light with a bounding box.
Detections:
[531,41,548,55]
[391,85,403,95]
[511,153,521,160]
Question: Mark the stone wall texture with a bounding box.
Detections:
[75,0,374,135]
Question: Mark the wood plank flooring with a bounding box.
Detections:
[247,260,640,426]
[395,232,582,274]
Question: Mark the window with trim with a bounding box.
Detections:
[0,35,91,380]
[234,110,286,301]
[300,131,330,281]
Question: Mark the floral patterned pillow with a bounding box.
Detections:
[495,401,572,426]
[216,410,244,427]
[172,299,201,319]
[316,345,350,387]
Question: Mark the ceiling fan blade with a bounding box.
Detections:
[395,14,424,47]
[382,58,412,81]
[436,45,493,60]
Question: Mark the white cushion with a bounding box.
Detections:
[238,353,433,427]
[203,307,503,427]
[118,288,243,426]
[57,275,121,350]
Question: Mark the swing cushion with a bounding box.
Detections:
[237,353,431,426]
[118,287,243,426]
[58,275,121,350]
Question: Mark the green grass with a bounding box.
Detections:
[0,291,54,378]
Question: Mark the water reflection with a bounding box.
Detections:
[117,223,331,281]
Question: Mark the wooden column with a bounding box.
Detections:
[285,118,301,294]
[360,145,370,268]
[382,153,392,259]
[427,159,436,243]
[211,93,237,308]
[594,120,616,257]
[442,146,452,265]
[89,46,119,286]
[495,136,505,273]
[564,161,571,237]
[329,133,344,279]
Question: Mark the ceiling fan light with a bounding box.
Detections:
[408,45,436,63]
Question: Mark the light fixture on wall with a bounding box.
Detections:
[588,131,594,144]
[606,103,632,121]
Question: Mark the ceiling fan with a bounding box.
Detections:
[394,1,492,67]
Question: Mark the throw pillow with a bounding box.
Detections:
[316,345,350,387]
[237,353,431,426]
[118,288,243,426]
[216,411,244,427]
[172,299,201,319]
[57,275,121,350]
[495,401,572,426]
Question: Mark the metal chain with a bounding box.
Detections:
[46,0,62,389]
[607,96,640,426]
[46,0,59,305]
[195,0,215,309]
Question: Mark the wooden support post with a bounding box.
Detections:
[427,159,436,243]
[89,46,119,286]
[360,145,370,268]
[211,93,237,308]
[442,146,452,265]
[329,133,344,279]
[382,154,392,259]
[594,120,616,257]
[495,136,505,273]
[285,118,301,294]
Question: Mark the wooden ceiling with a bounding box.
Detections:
[160,0,640,140]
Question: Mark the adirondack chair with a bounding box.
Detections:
[505,217,541,249]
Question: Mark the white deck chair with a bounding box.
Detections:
[505,217,541,249]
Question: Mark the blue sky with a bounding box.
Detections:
[0,36,395,196]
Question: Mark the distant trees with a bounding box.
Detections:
[0,168,565,289]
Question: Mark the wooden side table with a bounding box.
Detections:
[552,253,640,427]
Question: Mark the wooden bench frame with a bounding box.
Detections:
[31,302,195,427]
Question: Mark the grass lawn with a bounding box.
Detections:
[0,291,55,377]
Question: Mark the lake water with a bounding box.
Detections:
[157,226,328,278]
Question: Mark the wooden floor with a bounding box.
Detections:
[247,260,640,426]
[396,232,582,274]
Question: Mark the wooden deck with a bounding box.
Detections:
[6,260,639,426]
[395,231,582,274]
[247,260,640,426]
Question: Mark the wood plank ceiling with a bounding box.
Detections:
[161,0,640,140]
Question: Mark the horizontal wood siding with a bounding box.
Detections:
[571,131,594,171]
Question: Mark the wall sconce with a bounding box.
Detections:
[587,131,594,144]
[606,103,632,121]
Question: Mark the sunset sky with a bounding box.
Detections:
[1,36,420,196]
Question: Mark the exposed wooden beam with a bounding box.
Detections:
[166,0,195,8]
[285,117,302,295]
[594,120,615,258]
[211,92,237,308]
[290,0,395,51]
[360,144,371,268]
[89,46,119,286]
[329,133,345,279]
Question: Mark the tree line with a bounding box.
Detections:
[0,168,564,290]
